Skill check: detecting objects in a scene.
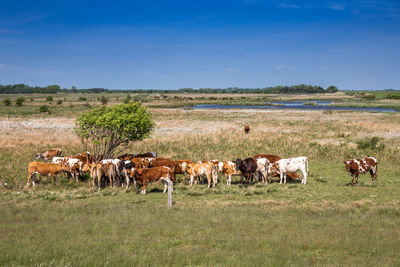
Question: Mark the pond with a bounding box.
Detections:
[192,101,396,112]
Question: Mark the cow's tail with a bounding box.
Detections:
[306,158,309,173]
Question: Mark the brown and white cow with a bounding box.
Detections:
[52,156,84,182]
[27,161,69,187]
[35,149,62,161]
[186,162,218,188]
[269,156,308,185]
[254,154,299,181]
[89,162,117,189]
[218,161,242,185]
[149,159,178,183]
[344,157,378,185]
[130,166,172,194]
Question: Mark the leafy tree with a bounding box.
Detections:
[327,86,338,93]
[74,102,154,159]
[100,95,108,105]
[3,98,11,106]
[46,96,53,101]
[15,97,25,106]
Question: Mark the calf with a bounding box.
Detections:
[130,166,172,194]
[149,159,177,183]
[27,161,68,187]
[256,157,270,184]
[186,162,218,188]
[35,149,62,161]
[235,158,258,186]
[219,161,242,185]
[90,162,117,189]
[269,156,308,185]
[344,157,378,185]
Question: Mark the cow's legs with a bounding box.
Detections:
[206,174,211,188]
[125,174,130,189]
[351,174,354,186]
[226,174,231,185]
[279,172,284,184]
[356,174,359,185]
[301,169,307,185]
[284,173,287,184]
[190,175,194,186]
[50,173,55,184]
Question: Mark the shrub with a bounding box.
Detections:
[100,95,108,105]
[16,97,25,106]
[357,136,385,150]
[39,105,49,113]
[123,94,131,104]
[57,100,63,105]
[74,102,154,159]
[79,96,87,101]
[30,98,34,101]
[46,96,53,101]
[3,98,11,106]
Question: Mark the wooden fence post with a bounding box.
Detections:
[167,180,173,207]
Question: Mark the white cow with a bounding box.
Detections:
[256,157,270,184]
[269,156,308,185]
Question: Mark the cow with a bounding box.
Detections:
[256,157,270,184]
[89,162,116,189]
[117,152,157,159]
[27,161,69,187]
[52,157,84,182]
[269,157,309,185]
[253,154,299,181]
[186,162,218,188]
[344,157,378,186]
[218,161,242,185]
[235,158,258,186]
[117,160,135,188]
[130,166,172,194]
[34,149,62,161]
[149,159,178,183]
[244,125,250,134]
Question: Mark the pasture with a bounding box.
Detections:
[1,99,400,266]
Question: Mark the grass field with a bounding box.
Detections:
[1,95,400,266]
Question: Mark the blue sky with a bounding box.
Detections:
[0,0,399,90]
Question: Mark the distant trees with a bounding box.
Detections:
[0,84,61,94]
[327,86,338,93]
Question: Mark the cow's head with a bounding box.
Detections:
[344,160,352,171]
[235,159,243,171]
[268,162,279,175]
[35,153,42,160]
[218,161,224,172]
[81,163,91,172]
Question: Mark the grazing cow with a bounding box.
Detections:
[269,157,308,185]
[52,157,84,182]
[253,154,299,181]
[235,158,258,186]
[130,166,172,194]
[219,161,242,185]
[244,125,250,134]
[344,157,378,185]
[186,162,218,188]
[27,162,69,187]
[35,149,62,161]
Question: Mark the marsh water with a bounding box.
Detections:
[192,101,396,112]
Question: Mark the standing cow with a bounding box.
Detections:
[269,157,309,185]
[35,149,62,161]
[235,158,258,186]
[344,157,377,185]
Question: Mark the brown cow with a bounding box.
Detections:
[149,159,177,183]
[130,166,172,194]
[27,161,69,187]
[244,125,250,134]
[35,149,62,161]
[253,154,299,181]
[344,157,378,185]
[90,162,117,189]
[186,162,218,188]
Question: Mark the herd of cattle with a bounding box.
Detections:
[27,149,379,194]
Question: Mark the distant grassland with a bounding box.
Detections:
[1,100,400,265]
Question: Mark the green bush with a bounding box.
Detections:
[3,98,11,106]
[39,105,49,113]
[123,94,131,104]
[46,96,53,101]
[57,100,63,105]
[100,95,108,105]
[357,136,385,150]
[79,97,87,101]
[15,97,25,106]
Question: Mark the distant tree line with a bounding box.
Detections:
[0,84,60,94]
[1,84,339,94]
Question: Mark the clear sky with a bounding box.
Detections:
[0,0,399,90]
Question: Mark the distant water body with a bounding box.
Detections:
[192,101,396,112]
